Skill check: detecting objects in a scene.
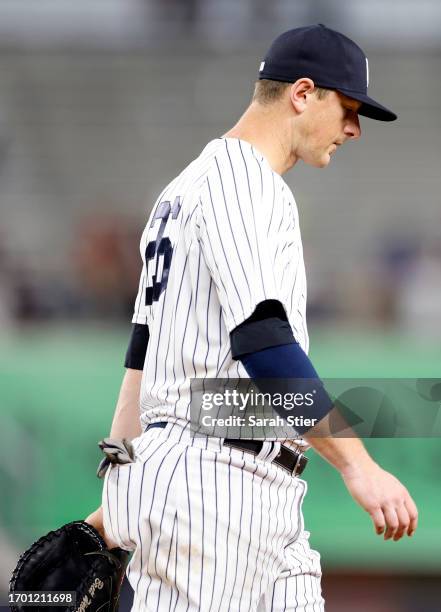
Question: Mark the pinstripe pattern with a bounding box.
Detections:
[131,137,308,433]
[103,424,323,610]
[103,137,323,610]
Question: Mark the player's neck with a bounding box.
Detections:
[223,103,298,175]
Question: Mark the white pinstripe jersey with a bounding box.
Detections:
[132,137,308,433]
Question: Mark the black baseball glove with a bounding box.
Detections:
[9,520,129,612]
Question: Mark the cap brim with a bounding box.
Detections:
[336,89,397,122]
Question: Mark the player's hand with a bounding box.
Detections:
[340,460,418,541]
[85,506,118,549]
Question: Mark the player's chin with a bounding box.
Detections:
[313,153,332,168]
[303,150,332,168]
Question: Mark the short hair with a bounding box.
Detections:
[253,79,330,105]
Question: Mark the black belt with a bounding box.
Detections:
[146,422,308,477]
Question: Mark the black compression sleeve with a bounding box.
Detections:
[124,323,150,370]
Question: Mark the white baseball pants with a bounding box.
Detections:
[103,423,324,611]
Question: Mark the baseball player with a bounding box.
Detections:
[86,24,418,611]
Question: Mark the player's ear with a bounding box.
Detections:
[289,78,315,114]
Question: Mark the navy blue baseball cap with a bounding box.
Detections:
[259,24,397,122]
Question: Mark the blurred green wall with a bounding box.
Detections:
[1,325,440,572]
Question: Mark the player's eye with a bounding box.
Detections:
[345,106,357,118]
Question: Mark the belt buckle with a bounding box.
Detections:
[274,445,306,477]
[293,450,308,477]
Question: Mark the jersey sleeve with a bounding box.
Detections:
[196,151,289,333]
[230,300,295,359]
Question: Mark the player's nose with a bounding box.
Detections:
[344,111,361,140]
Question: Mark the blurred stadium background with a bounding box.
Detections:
[1,1,440,610]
